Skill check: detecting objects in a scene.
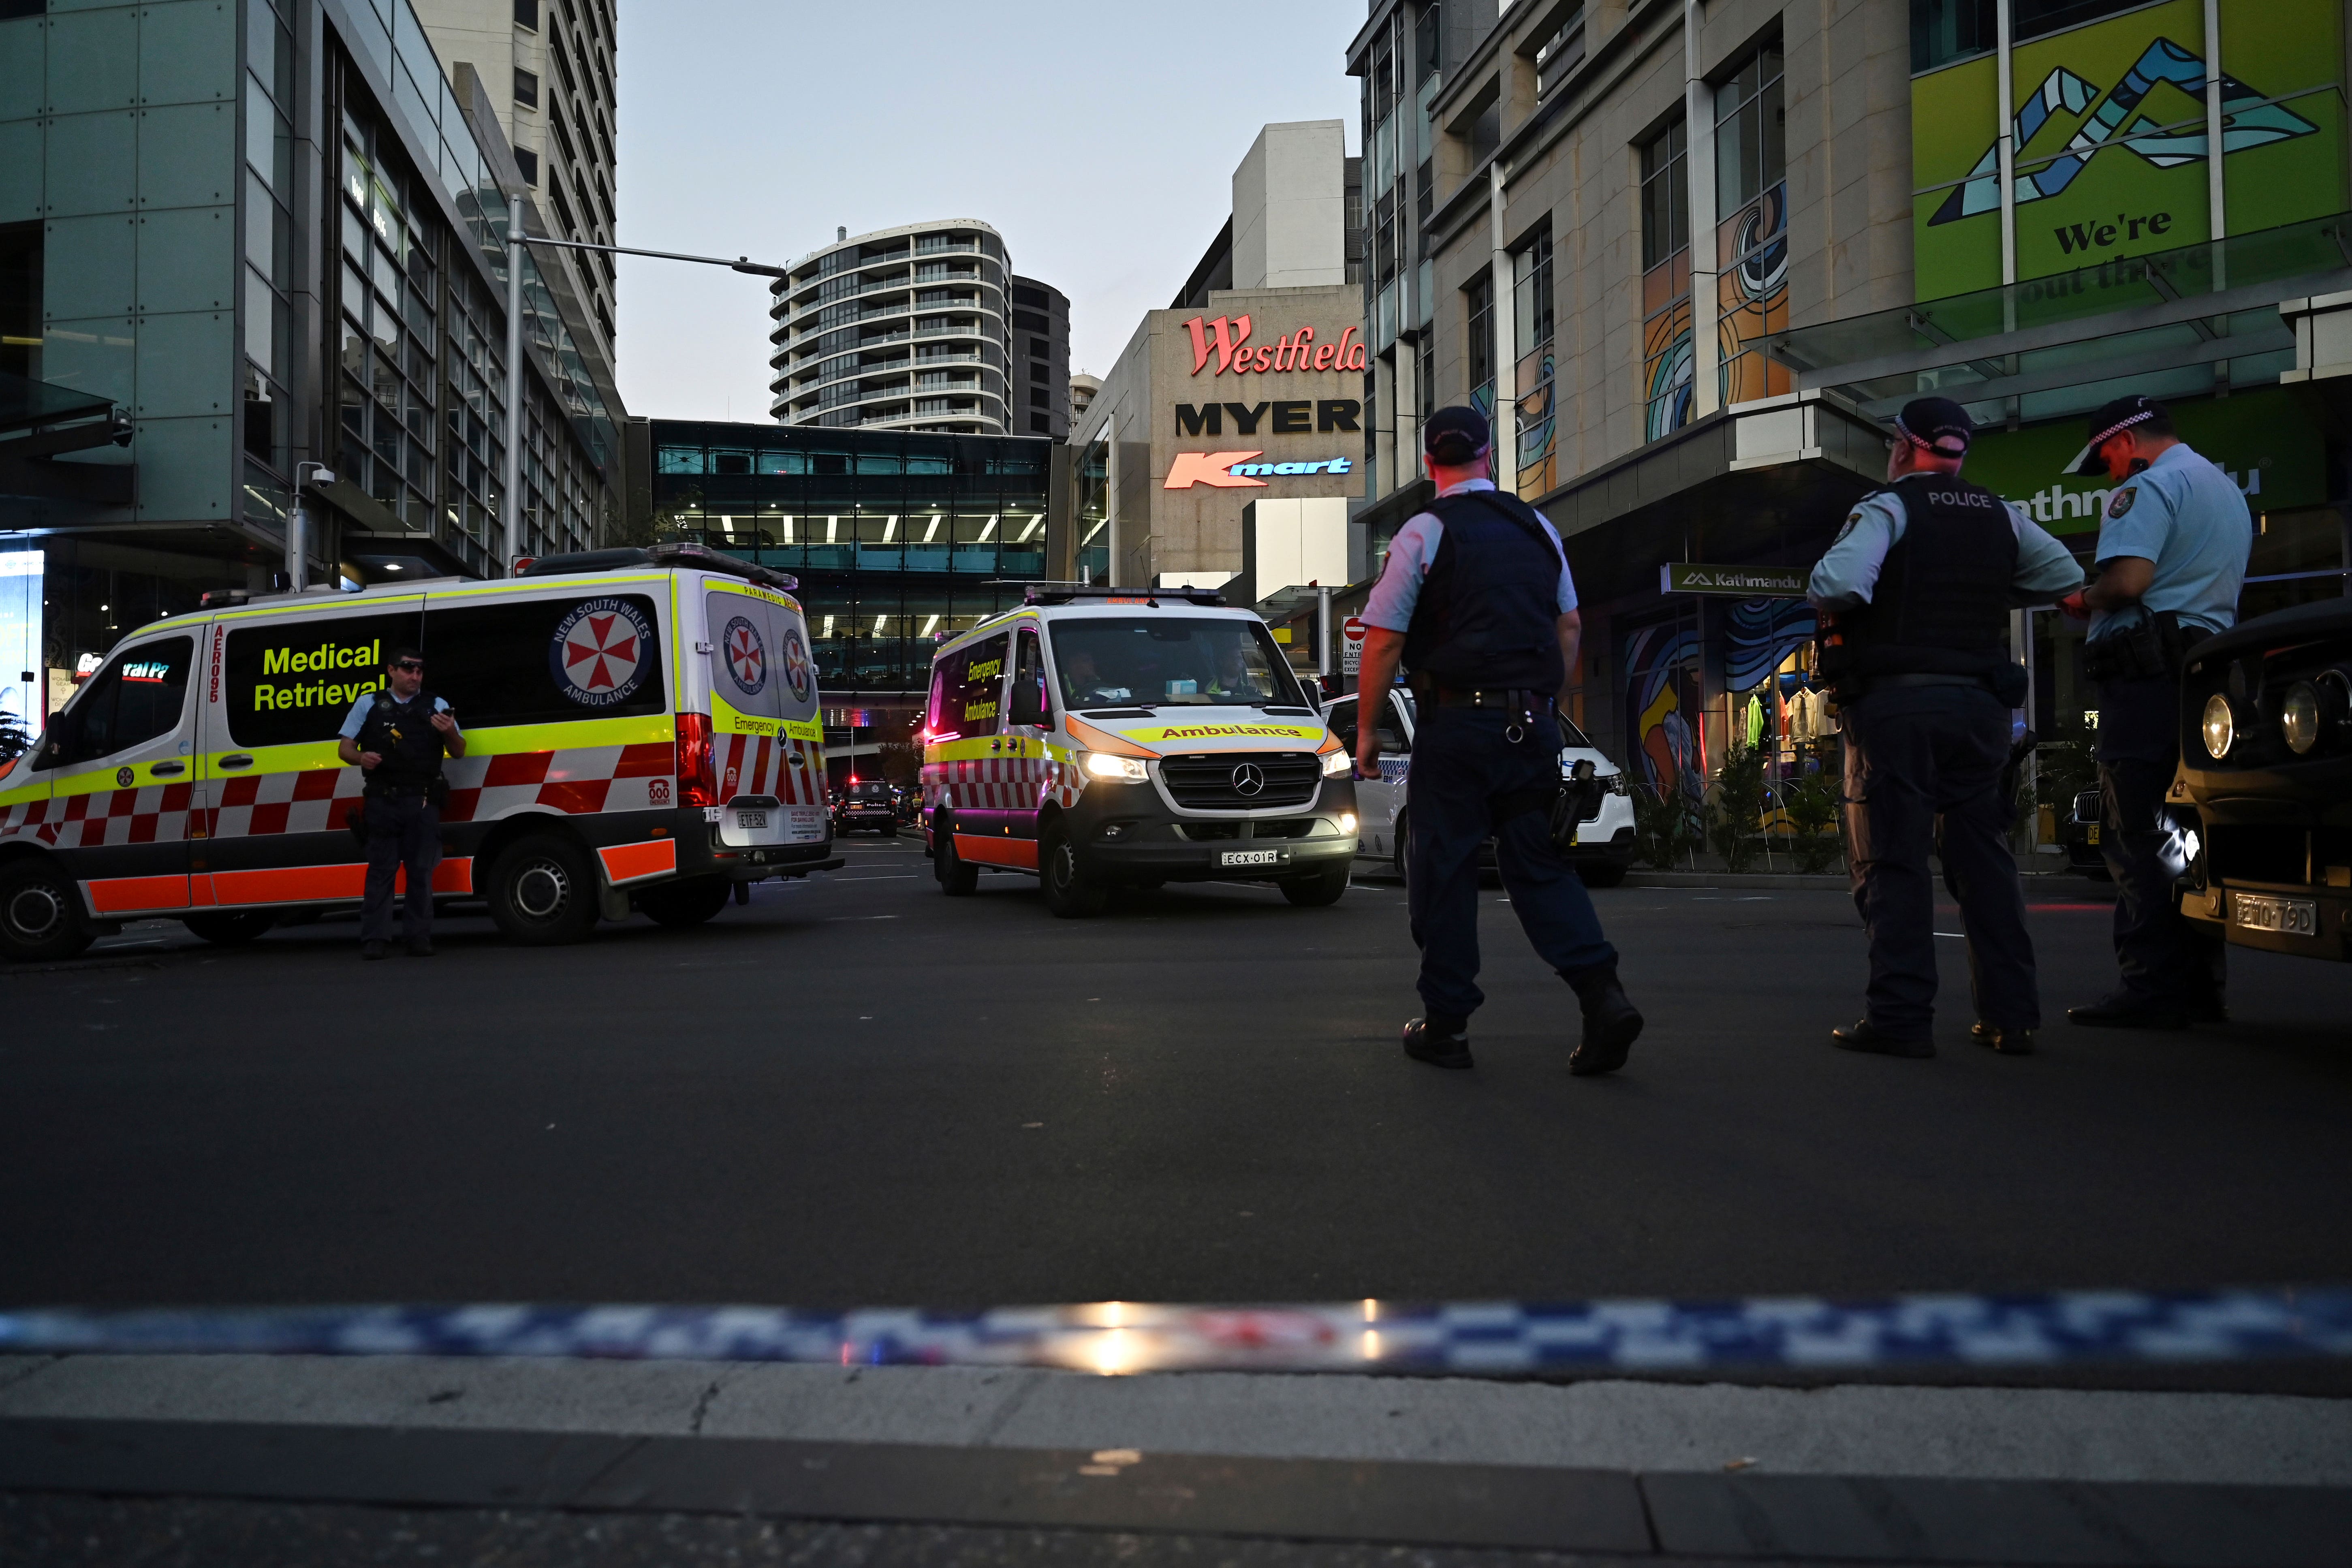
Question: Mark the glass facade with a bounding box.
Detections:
[649,421,1054,694]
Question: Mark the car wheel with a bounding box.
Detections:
[486,833,601,945]
[1280,863,1351,906]
[0,860,94,963]
[637,875,733,928]
[1579,860,1628,889]
[935,818,979,896]
[182,910,278,946]
[1039,825,1106,918]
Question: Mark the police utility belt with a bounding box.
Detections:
[1406,675,1602,854]
[2081,610,2194,682]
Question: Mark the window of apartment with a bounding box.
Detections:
[551,35,579,98]
[1512,231,1555,497]
[1465,271,1494,397]
[513,68,539,108]
[1715,44,1790,409]
[1714,44,1784,218]
[551,177,579,239]
[515,147,539,186]
[1639,119,1689,271]
[1416,3,1441,84]
[1638,119,1694,441]
[513,0,539,30]
[1030,336,1051,358]
[1534,7,1585,98]
[1512,231,1553,359]
[1910,0,2147,73]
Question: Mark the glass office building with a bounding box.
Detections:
[640,419,1064,701]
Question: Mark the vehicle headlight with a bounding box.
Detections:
[1320,748,1352,777]
[2201,693,2235,760]
[2281,681,2321,755]
[1337,812,1358,835]
[1604,772,1629,796]
[1081,751,1149,783]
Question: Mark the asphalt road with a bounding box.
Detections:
[7,841,2352,1314]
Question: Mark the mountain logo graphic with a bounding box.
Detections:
[1929,37,2320,226]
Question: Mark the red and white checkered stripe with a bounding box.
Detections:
[921,753,1080,814]
[714,731,824,807]
[0,782,195,849]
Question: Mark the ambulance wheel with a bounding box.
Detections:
[638,875,731,928]
[182,910,276,946]
[935,821,979,896]
[1280,863,1352,906]
[0,860,94,963]
[487,834,600,945]
[1039,827,1106,919]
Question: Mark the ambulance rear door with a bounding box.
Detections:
[30,623,205,919]
[703,580,827,849]
[200,598,422,909]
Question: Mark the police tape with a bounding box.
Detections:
[5,1288,2352,1374]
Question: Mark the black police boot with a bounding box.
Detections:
[1564,963,1641,1077]
[1968,1021,2035,1055]
[361,940,389,961]
[407,935,435,957]
[1402,1016,1473,1070]
[2066,992,2188,1030]
[1831,1019,1934,1058]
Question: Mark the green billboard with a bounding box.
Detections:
[1912,0,2347,301]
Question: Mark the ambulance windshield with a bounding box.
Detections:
[1049,617,1308,710]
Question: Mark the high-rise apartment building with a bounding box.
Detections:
[414,0,620,370]
[1006,277,1070,439]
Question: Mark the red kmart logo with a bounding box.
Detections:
[1162,451,1354,489]
[1183,315,1367,376]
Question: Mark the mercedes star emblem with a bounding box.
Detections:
[1230,761,1266,797]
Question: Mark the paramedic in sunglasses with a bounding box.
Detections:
[1808,397,2083,1058]
[336,647,465,959]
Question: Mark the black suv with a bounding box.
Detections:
[833,781,899,837]
[2172,598,2352,961]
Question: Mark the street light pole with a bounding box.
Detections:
[497,221,788,578]
[289,460,334,592]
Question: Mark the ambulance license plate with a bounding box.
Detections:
[1218,847,1285,868]
[2234,893,2317,936]
[738,811,768,829]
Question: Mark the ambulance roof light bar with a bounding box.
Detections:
[1018,582,1226,607]
[521,542,799,592]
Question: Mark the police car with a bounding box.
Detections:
[1322,684,1637,887]
[0,543,842,961]
[833,780,899,836]
[920,586,1357,916]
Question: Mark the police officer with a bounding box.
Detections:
[336,646,464,959]
[1354,406,1641,1075]
[1809,397,2084,1057]
[2055,395,2249,1029]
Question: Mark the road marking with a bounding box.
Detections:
[1935,931,1965,938]
[825,915,900,922]
[825,875,919,882]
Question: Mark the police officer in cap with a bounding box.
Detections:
[1809,397,2084,1057]
[2055,395,2248,1029]
[337,646,465,959]
[1354,406,1642,1075]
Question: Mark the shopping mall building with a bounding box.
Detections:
[1348,0,2352,791]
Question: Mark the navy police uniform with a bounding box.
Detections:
[1808,397,2083,1055]
[338,686,453,954]
[1362,406,1641,1075]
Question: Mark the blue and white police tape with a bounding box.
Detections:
[6,1288,2352,1374]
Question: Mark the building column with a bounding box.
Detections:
[1489,162,1518,482]
[1683,0,1720,421]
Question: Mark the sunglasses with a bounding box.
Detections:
[392,659,425,672]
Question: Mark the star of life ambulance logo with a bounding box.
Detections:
[550,597,652,707]
[723,615,767,696]
[782,628,814,704]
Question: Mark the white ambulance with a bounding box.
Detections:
[921,586,1359,916]
[0,543,841,961]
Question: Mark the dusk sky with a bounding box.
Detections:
[613,0,1365,423]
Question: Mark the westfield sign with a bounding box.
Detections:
[1183,315,1367,376]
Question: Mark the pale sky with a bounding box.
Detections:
[612,0,1364,425]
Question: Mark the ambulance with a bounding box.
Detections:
[921,586,1358,916]
[0,543,841,962]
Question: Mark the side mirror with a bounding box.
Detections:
[1009,683,1049,728]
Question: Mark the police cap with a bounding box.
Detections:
[1891,396,1973,458]
[1423,405,1491,466]
[2064,395,2166,476]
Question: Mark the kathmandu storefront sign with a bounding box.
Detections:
[1183,315,1367,376]
[1163,451,1355,489]
[1661,562,1810,598]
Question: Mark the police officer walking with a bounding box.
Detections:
[2055,396,2249,1029]
[1809,397,2084,1057]
[337,645,464,959]
[1353,406,1641,1075]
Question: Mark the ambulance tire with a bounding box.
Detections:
[934,820,979,896]
[182,910,276,946]
[0,859,94,963]
[1039,826,1106,919]
[638,875,731,928]
[486,833,601,946]
[1280,863,1352,907]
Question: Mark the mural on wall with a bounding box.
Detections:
[1722,596,1817,695]
[1911,0,2348,300]
[1515,343,1557,498]
[1642,287,1695,441]
[1717,184,1791,406]
[1623,617,1705,799]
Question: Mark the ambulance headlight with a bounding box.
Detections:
[1337,812,1358,835]
[1320,748,1352,777]
[1081,751,1149,783]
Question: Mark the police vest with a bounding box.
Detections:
[1831,474,2017,683]
[357,690,447,792]
[1401,490,1567,692]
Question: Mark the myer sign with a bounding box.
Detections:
[1662,563,1810,598]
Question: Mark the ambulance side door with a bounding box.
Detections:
[34,627,203,919]
[1002,623,1053,854]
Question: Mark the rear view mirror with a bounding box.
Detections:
[1010,682,1049,727]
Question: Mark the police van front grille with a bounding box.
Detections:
[1158,752,1320,810]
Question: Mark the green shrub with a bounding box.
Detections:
[1706,742,1771,873]
[1631,778,1703,869]
[1780,770,1845,874]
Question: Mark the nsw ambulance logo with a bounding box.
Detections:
[782,628,814,704]
[550,598,652,707]
[723,615,767,696]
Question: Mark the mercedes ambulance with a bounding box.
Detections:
[0,543,841,962]
[920,586,1358,916]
